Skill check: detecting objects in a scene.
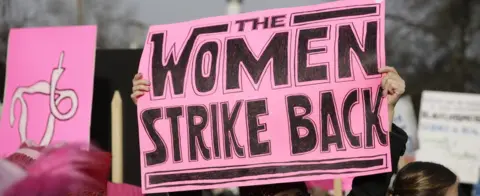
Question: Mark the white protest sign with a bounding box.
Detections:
[416,91,480,184]
[393,95,417,155]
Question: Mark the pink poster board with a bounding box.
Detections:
[306,177,354,191]
[0,26,97,156]
[137,0,390,193]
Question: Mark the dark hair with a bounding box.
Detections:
[239,182,308,196]
[390,161,457,196]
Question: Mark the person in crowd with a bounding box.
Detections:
[346,123,407,196]
[388,161,459,196]
[131,66,406,196]
[0,142,111,196]
[0,141,144,196]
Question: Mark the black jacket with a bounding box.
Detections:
[240,124,408,196]
[348,124,408,196]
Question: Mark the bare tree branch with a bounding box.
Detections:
[386,13,451,48]
[0,0,147,62]
[386,14,437,34]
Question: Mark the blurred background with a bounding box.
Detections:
[1,0,479,113]
[0,0,479,195]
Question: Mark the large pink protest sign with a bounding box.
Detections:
[0,26,97,155]
[137,0,390,193]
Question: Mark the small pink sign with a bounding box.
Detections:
[0,26,97,156]
[306,177,354,191]
[137,0,390,193]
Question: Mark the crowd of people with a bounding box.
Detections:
[0,66,466,196]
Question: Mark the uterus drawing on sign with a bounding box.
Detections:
[9,51,79,146]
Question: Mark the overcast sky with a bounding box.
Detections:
[129,0,328,25]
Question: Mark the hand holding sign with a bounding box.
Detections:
[131,73,150,104]
[379,66,405,131]
[379,66,405,108]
